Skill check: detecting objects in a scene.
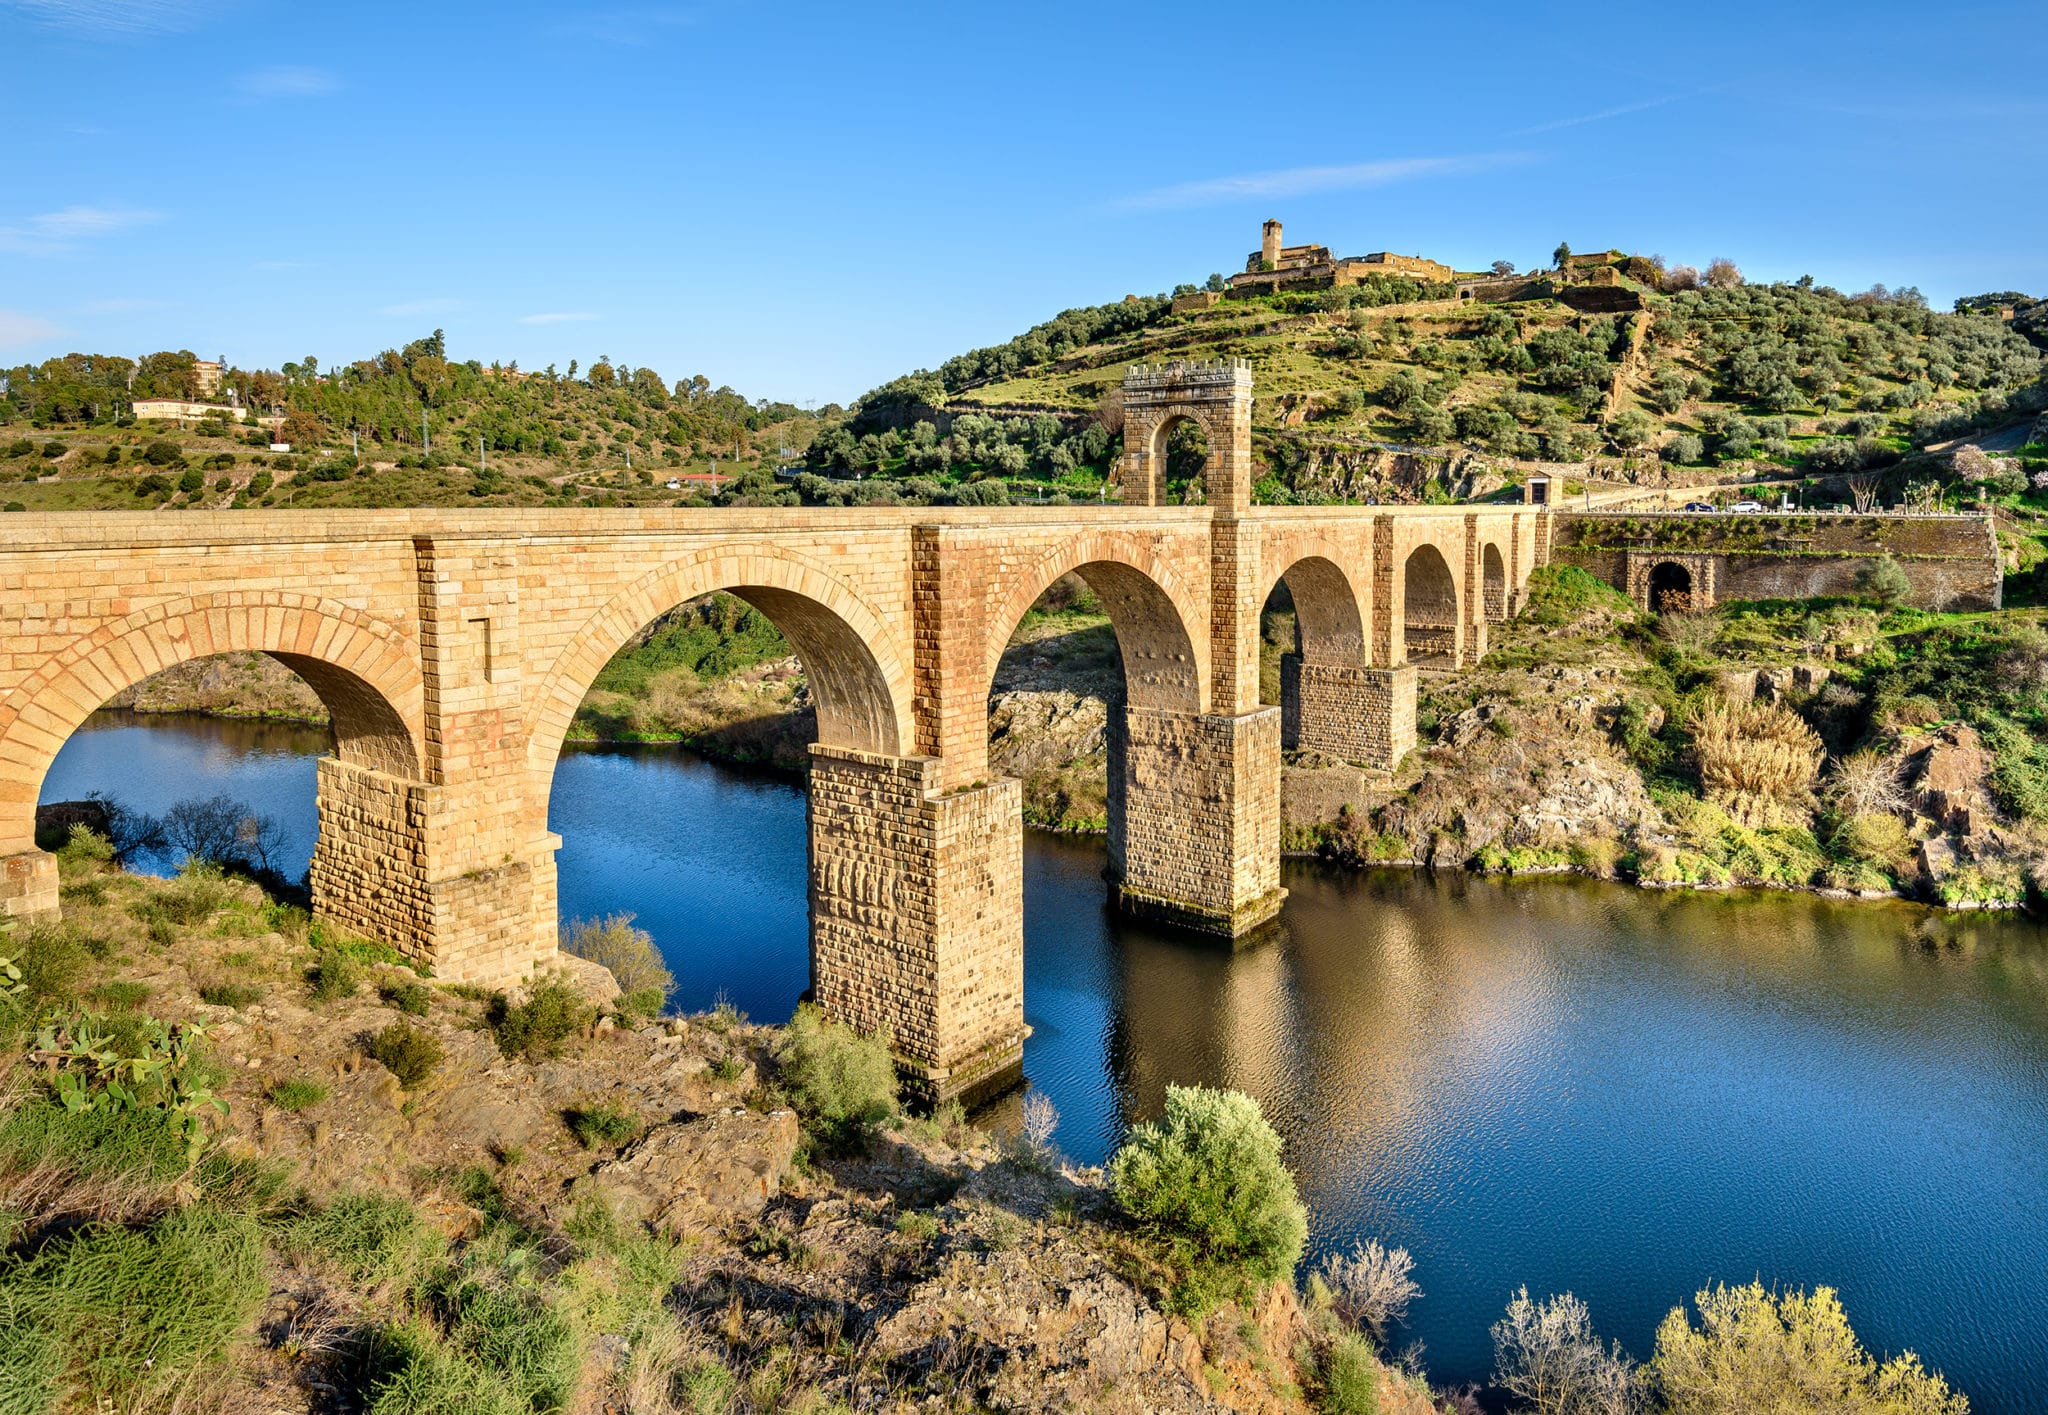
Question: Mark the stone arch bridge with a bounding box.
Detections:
[0,363,1549,1101]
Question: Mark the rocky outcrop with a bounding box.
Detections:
[575,1106,799,1236]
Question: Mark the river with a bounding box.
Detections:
[39,711,2048,1411]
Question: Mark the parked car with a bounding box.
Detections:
[1681,501,1714,512]
[1729,500,1765,513]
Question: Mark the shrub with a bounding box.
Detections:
[380,980,432,1016]
[1687,699,1823,826]
[560,913,674,1004]
[1649,1282,1964,1415]
[365,1020,443,1089]
[198,979,264,1009]
[1317,1238,1420,1338]
[308,948,362,1002]
[1307,1330,1381,1415]
[566,1102,643,1149]
[1492,1287,1642,1415]
[266,1077,328,1111]
[141,440,182,467]
[775,1003,899,1152]
[488,979,592,1061]
[1108,1085,1307,1316]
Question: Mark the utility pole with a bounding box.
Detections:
[479,435,486,474]
[422,410,431,456]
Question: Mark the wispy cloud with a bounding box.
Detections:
[0,309,63,348]
[2,0,205,36]
[237,65,340,100]
[1511,87,1725,137]
[551,5,706,45]
[380,298,463,317]
[518,311,599,325]
[0,203,162,256]
[1118,154,1527,211]
[79,296,162,313]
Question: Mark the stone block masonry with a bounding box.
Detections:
[1281,659,1416,769]
[1114,707,1284,935]
[1555,512,2001,612]
[808,746,1025,1105]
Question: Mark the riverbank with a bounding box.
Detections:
[0,848,1436,1414]
[97,576,2048,914]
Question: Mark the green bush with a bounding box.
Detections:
[266,1077,328,1112]
[560,913,674,1006]
[775,1003,898,1152]
[365,1020,443,1090]
[1309,1331,1380,1415]
[380,980,432,1016]
[0,1204,268,1410]
[565,1102,642,1150]
[1650,1282,1964,1415]
[1856,554,1912,606]
[1108,1085,1307,1317]
[308,949,362,1002]
[488,980,592,1061]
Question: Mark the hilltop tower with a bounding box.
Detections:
[1261,219,1282,268]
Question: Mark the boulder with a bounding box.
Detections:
[575,1107,798,1237]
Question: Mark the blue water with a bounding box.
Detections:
[40,715,2048,1412]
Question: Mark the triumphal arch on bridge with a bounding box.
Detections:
[0,363,1548,1101]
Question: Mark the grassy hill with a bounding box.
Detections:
[4,259,2045,518]
[811,260,2046,508]
[1,334,819,513]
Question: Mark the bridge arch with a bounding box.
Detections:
[1260,553,1370,665]
[1482,542,1508,622]
[984,530,1207,715]
[528,546,912,803]
[0,593,424,856]
[1402,542,1462,664]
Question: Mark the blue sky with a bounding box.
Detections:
[2,0,2044,404]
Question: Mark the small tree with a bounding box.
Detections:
[1704,257,1743,289]
[1491,259,1518,278]
[1108,1085,1306,1316]
[1856,555,1912,607]
[1553,241,1573,269]
[1649,1283,1965,1415]
[1317,1238,1420,1339]
[1492,1288,1644,1415]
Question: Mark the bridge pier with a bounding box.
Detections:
[807,745,1025,1107]
[1279,658,1417,769]
[308,758,556,984]
[1111,706,1284,935]
[1,848,59,923]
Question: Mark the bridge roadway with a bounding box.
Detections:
[0,364,1549,1102]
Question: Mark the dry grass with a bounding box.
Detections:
[1688,698,1824,826]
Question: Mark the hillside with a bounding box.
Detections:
[1,334,820,513]
[6,256,2044,519]
[814,258,2046,508]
